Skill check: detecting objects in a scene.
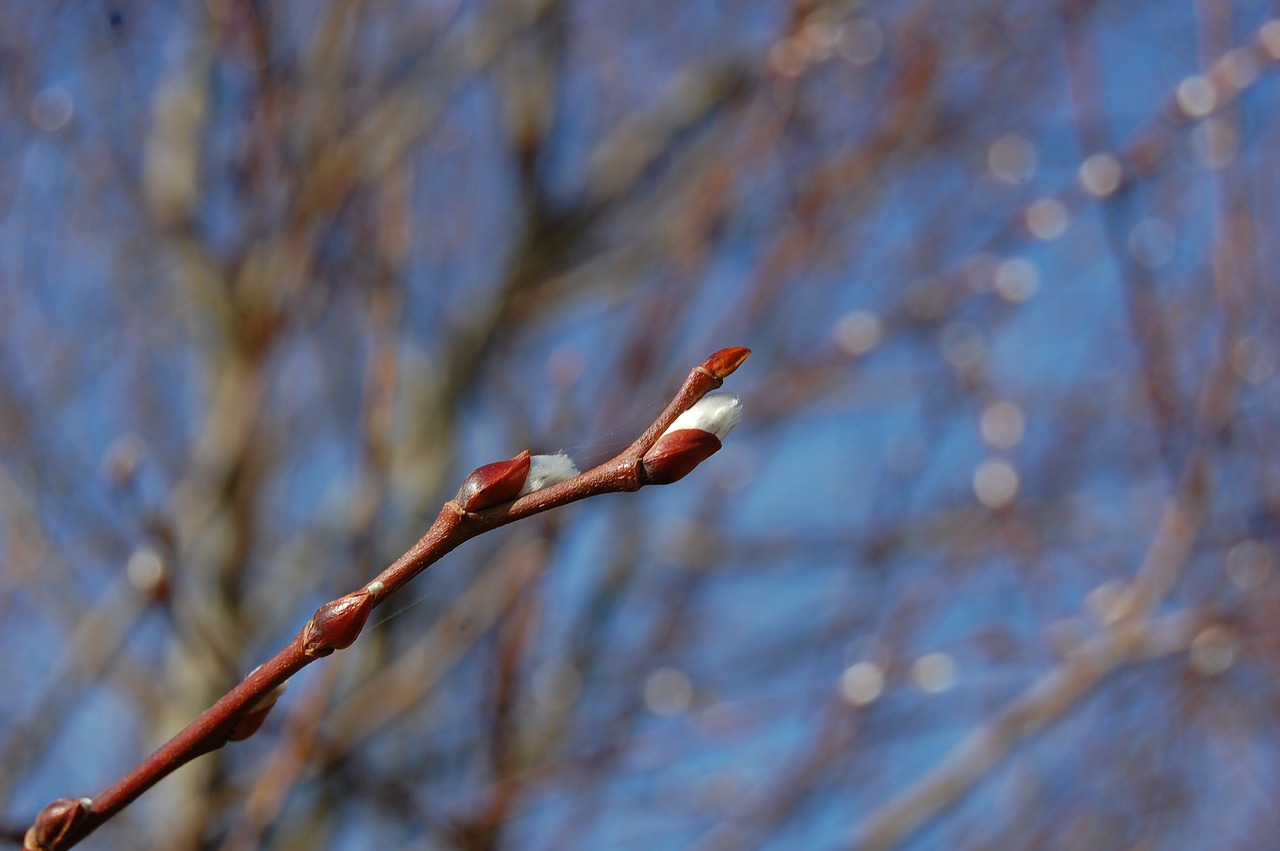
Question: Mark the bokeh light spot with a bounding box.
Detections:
[973,458,1018,509]
[910,653,957,694]
[1189,625,1240,677]
[126,547,165,594]
[1222,49,1259,88]
[797,15,840,62]
[1175,75,1216,118]
[1191,119,1237,170]
[940,321,985,370]
[1226,539,1273,590]
[1079,152,1122,197]
[1263,20,1280,60]
[988,134,1037,185]
[1230,335,1276,384]
[769,38,809,78]
[1025,198,1069,240]
[839,662,885,706]
[980,402,1026,449]
[994,257,1039,303]
[834,310,884,357]
[644,667,693,716]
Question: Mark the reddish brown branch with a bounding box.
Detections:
[24,347,750,851]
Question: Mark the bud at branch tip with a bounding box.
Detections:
[701,346,751,379]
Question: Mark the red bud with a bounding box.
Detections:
[227,705,272,742]
[26,798,91,851]
[641,429,723,485]
[700,347,751,380]
[227,681,287,742]
[302,590,375,657]
[455,450,532,511]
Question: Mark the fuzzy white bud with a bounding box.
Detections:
[661,390,744,442]
[518,453,580,496]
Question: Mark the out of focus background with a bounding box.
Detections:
[2,1,1279,849]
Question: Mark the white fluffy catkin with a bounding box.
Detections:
[660,391,744,442]
[518,453,580,496]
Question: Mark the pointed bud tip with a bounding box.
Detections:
[303,590,376,657]
[702,347,751,379]
[456,451,532,512]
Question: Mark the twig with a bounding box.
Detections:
[23,347,751,851]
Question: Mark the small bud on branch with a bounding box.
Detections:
[642,428,723,485]
[455,450,532,512]
[641,391,744,485]
[302,590,375,657]
[24,798,91,851]
[226,679,288,742]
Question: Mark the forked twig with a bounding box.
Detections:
[24,347,751,851]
